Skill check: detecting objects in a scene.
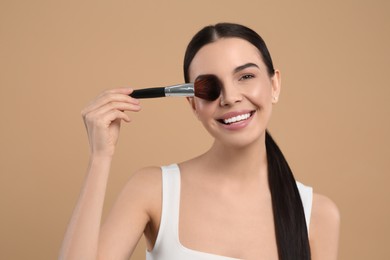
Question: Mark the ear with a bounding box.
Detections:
[271,70,281,103]
[186,97,199,118]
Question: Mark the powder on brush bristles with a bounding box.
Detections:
[194,75,222,101]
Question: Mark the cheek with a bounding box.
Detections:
[194,99,216,120]
[247,83,273,107]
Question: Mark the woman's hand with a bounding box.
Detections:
[81,88,141,157]
[60,88,141,260]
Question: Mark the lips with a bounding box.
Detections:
[216,110,256,125]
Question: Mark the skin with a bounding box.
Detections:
[59,38,340,260]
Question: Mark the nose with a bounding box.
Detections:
[219,81,242,106]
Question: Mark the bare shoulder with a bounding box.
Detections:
[107,166,162,222]
[121,166,162,202]
[311,193,340,230]
[127,166,162,186]
[310,193,340,260]
[105,166,162,217]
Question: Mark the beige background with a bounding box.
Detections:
[1,0,389,259]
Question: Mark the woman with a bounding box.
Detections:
[60,23,340,260]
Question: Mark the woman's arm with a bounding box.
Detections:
[59,155,112,260]
[309,193,341,260]
[59,88,143,260]
[98,166,162,259]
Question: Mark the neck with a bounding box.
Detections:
[202,135,268,181]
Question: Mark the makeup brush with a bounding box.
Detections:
[130,74,221,101]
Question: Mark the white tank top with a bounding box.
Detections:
[146,164,313,260]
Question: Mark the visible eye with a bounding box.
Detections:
[239,74,255,81]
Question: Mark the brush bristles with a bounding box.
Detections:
[194,75,222,101]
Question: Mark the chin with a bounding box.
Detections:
[214,130,266,150]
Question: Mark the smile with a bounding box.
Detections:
[217,110,256,125]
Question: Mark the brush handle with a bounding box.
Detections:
[130,87,165,99]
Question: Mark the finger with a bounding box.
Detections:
[85,108,129,129]
[107,110,131,123]
[98,109,131,126]
[89,92,139,110]
[82,92,140,117]
[95,88,140,104]
[103,87,135,95]
[83,101,140,126]
[94,102,141,116]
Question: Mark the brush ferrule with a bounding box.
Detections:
[164,83,194,97]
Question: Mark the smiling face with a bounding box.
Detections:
[188,37,281,148]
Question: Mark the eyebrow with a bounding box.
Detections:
[193,62,260,82]
[233,63,260,73]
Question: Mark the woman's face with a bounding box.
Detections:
[188,37,281,148]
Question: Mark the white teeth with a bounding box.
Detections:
[223,113,251,124]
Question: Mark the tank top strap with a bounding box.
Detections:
[296,181,313,232]
[151,164,181,253]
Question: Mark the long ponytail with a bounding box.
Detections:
[266,131,311,259]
